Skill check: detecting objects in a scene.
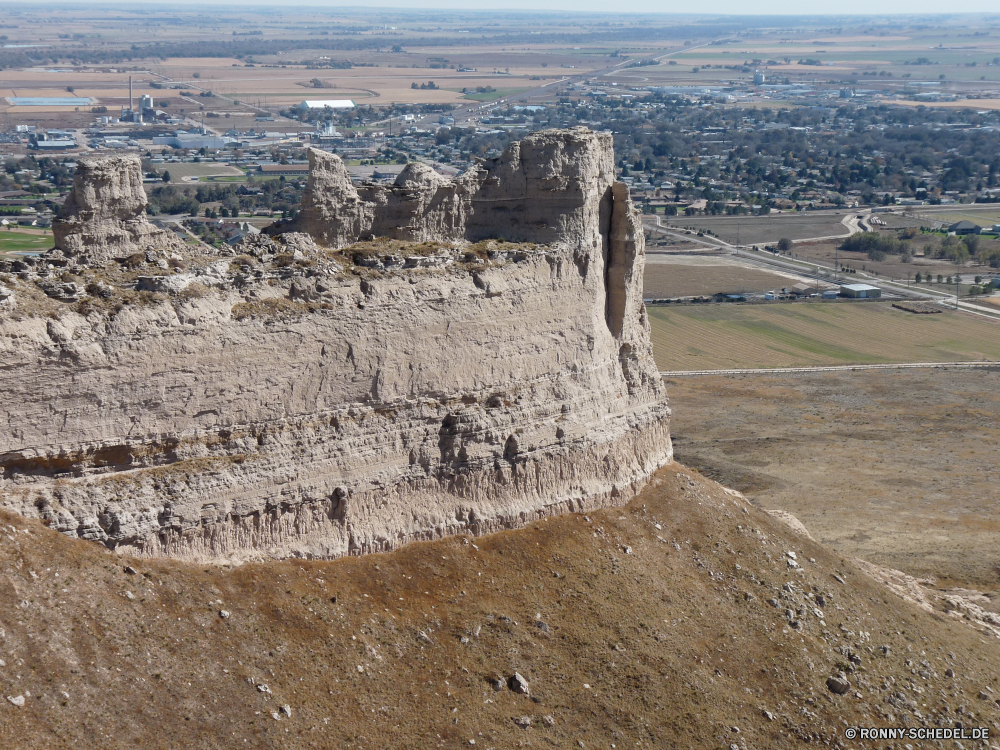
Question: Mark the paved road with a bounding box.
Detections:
[660,361,997,377]
[641,210,977,303]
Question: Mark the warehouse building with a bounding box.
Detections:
[840,283,882,299]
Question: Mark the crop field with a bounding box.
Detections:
[664,212,851,245]
[0,58,565,117]
[143,61,553,106]
[643,256,800,298]
[648,301,1000,371]
[0,229,53,255]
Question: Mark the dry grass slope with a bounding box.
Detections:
[2,465,1000,749]
[667,369,1000,589]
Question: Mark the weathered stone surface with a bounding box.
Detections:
[278,127,615,250]
[509,673,530,695]
[826,675,851,694]
[52,155,186,263]
[0,285,15,312]
[0,128,671,563]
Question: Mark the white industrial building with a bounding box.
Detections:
[153,134,235,149]
[297,99,356,111]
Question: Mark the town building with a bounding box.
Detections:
[840,283,882,299]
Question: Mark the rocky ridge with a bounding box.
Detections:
[0,128,671,562]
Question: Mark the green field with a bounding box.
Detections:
[649,301,1000,371]
[461,87,529,102]
[915,209,1000,226]
[155,163,246,183]
[0,229,53,254]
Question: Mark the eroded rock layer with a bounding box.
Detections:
[53,155,186,264]
[0,128,671,562]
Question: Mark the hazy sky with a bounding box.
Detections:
[44,1,1000,14]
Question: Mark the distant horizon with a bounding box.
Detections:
[6,2,1000,17]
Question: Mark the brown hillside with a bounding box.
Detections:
[2,464,999,749]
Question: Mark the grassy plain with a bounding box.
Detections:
[667,368,1000,590]
[913,208,1000,225]
[459,87,529,101]
[154,163,246,183]
[643,256,800,298]
[665,212,851,245]
[648,301,1000,371]
[0,228,53,254]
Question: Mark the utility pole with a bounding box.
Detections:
[956,259,961,310]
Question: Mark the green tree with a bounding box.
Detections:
[777,237,792,253]
[947,245,970,266]
[161,171,170,183]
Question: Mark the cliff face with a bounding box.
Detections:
[53,156,185,263]
[0,128,670,562]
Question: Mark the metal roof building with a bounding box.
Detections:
[840,283,882,299]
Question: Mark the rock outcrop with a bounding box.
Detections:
[278,127,614,249]
[0,128,671,562]
[53,155,186,264]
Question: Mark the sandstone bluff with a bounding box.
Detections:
[0,128,671,561]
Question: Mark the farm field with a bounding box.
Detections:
[664,211,851,245]
[909,207,1000,226]
[138,61,555,107]
[642,255,802,298]
[648,301,1000,371]
[154,163,246,183]
[0,228,53,254]
[666,368,1000,590]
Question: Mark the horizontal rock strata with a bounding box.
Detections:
[0,128,671,562]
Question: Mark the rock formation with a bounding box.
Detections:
[278,126,614,248]
[53,155,186,264]
[0,128,671,562]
